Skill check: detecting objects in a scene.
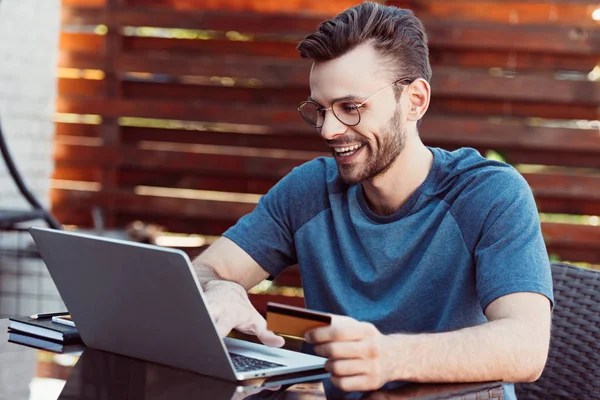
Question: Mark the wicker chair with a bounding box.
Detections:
[515,262,600,399]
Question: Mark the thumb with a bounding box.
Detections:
[249,309,285,347]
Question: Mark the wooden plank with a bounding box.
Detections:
[62,7,324,33]
[121,82,308,106]
[58,51,105,70]
[428,98,598,121]
[425,22,599,56]
[543,222,600,264]
[122,37,300,59]
[116,53,311,88]
[54,143,310,179]
[121,127,325,152]
[58,78,105,98]
[390,1,600,27]
[60,32,104,54]
[432,68,600,105]
[53,166,100,182]
[420,115,600,154]
[116,169,278,193]
[62,0,106,7]
[123,0,357,14]
[55,122,101,138]
[430,49,598,73]
[524,173,600,216]
[51,188,256,221]
[503,151,600,170]
[114,214,235,235]
[56,97,302,126]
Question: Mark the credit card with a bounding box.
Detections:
[266,302,332,340]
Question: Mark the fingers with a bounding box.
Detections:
[325,359,368,376]
[306,318,377,344]
[330,375,382,392]
[314,340,378,359]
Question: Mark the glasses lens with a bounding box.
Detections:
[299,102,323,127]
[332,100,360,126]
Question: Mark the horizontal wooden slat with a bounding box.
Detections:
[121,127,325,152]
[116,53,311,87]
[432,68,599,105]
[60,32,104,53]
[543,222,600,264]
[52,166,100,182]
[62,6,326,32]
[54,143,310,178]
[51,188,256,221]
[420,116,600,155]
[56,97,300,126]
[124,0,357,14]
[122,82,308,106]
[390,1,600,26]
[431,50,598,73]
[428,98,598,121]
[58,78,105,98]
[116,169,278,193]
[524,173,600,215]
[55,122,101,138]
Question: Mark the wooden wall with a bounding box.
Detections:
[56,0,600,283]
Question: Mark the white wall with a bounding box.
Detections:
[0,0,63,318]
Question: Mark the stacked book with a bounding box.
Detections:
[7,312,84,353]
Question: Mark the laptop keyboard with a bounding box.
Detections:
[229,352,286,372]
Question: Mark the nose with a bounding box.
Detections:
[320,110,347,141]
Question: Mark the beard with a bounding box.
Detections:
[335,108,406,186]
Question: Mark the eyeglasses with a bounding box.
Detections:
[298,78,414,129]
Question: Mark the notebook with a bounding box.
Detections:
[8,331,85,354]
[8,315,81,344]
[30,227,327,381]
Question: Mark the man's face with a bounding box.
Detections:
[308,42,408,185]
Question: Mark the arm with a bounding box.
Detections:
[306,292,551,391]
[192,236,270,290]
[192,237,284,347]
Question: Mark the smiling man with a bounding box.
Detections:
[193,3,553,399]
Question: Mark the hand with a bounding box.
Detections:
[203,280,284,347]
[305,315,392,392]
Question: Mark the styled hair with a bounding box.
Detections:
[297,2,432,84]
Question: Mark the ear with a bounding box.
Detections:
[406,78,431,122]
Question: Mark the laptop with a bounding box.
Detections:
[29,227,327,381]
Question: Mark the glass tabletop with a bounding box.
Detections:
[0,319,503,400]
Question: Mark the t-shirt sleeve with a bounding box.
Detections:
[223,182,297,278]
[223,159,328,278]
[472,169,554,311]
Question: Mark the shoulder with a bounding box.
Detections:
[429,147,530,204]
[428,147,536,245]
[261,156,341,232]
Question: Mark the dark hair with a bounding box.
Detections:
[297,2,432,85]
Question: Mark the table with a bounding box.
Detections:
[0,319,504,399]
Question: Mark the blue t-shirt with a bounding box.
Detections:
[224,147,553,397]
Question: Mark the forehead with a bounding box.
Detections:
[309,42,391,102]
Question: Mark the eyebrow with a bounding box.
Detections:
[307,94,367,106]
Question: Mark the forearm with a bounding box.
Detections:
[385,318,549,383]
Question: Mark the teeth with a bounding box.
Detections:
[334,144,362,153]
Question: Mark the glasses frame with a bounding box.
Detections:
[298,78,415,129]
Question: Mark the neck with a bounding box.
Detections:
[361,134,433,216]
